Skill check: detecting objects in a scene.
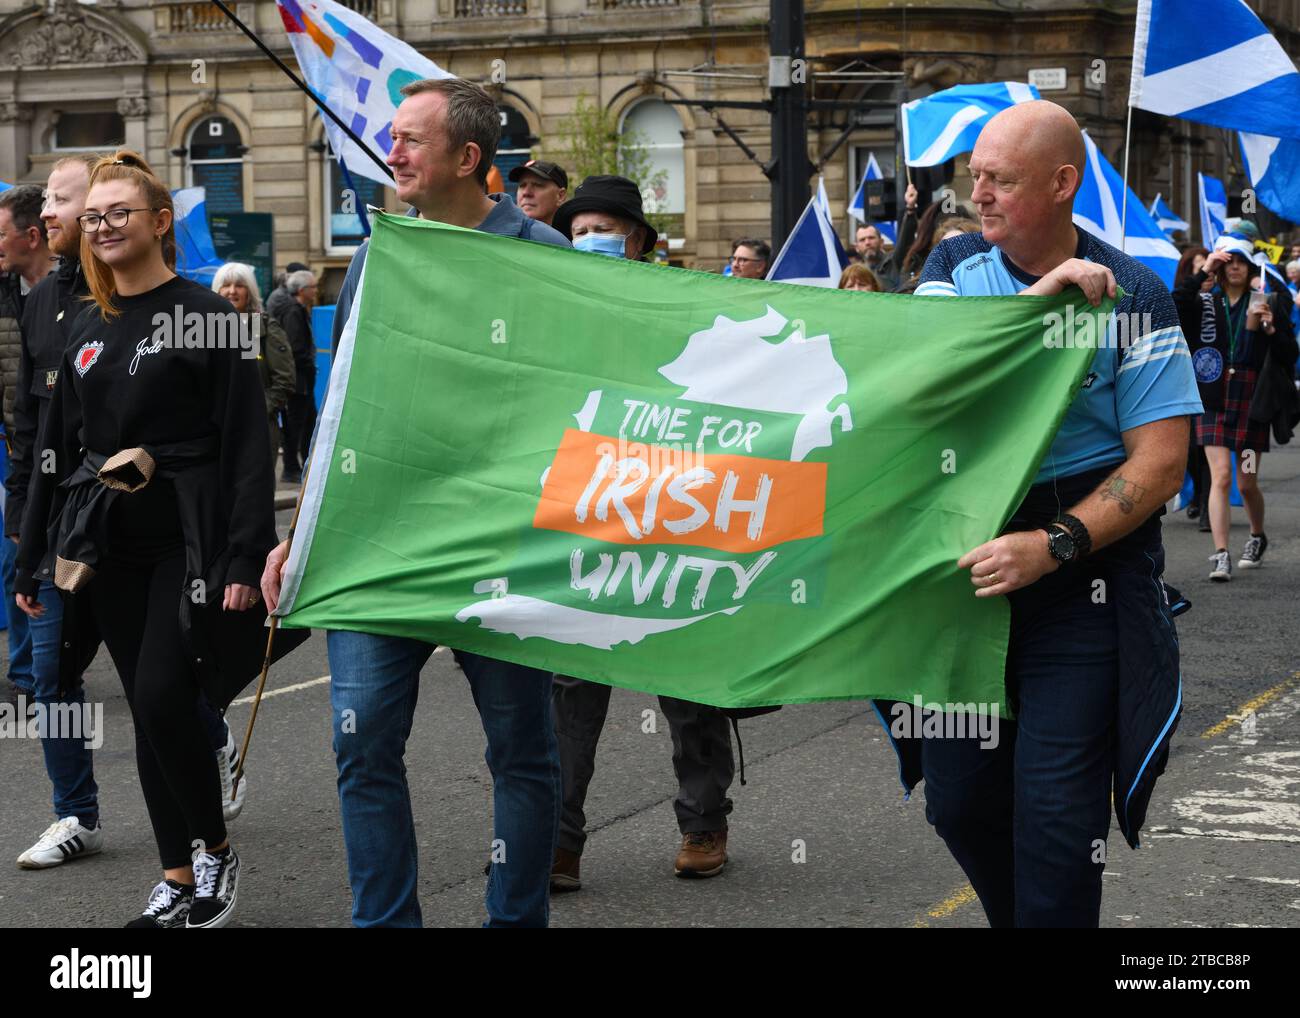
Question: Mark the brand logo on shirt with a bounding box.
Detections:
[45,369,58,390]
[1192,347,1223,384]
[129,335,166,376]
[73,341,104,377]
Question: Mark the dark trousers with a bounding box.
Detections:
[921,566,1118,928]
[282,391,317,477]
[1187,435,1209,512]
[552,675,734,855]
[89,553,227,869]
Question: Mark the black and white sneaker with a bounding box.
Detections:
[1209,550,1232,582]
[187,846,240,928]
[1238,533,1268,569]
[217,728,248,823]
[17,816,103,869]
[125,879,193,929]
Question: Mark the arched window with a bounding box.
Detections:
[620,99,685,215]
[493,104,536,197]
[187,116,245,214]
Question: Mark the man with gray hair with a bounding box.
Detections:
[277,269,318,484]
[262,75,568,928]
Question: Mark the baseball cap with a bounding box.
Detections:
[508,159,569,190]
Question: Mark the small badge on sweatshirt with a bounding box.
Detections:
[73,340,104,377]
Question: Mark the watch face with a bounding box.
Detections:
[1049,528,1076,562]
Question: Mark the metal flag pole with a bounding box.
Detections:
[1120,103,1134,253]
[208,0,394,182]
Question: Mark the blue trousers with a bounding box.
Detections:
[327,631,560,927]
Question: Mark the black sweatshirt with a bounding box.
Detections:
[15,275,276,594]
[6,256,89,537]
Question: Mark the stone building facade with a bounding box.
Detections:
[1,0,1296,294]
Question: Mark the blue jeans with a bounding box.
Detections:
[30,581,99,827]
[327,630,560,928]
[1,534,33,692]
[921,566,1118,927]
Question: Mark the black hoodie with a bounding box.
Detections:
[6,255,89,537]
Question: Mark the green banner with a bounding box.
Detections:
[278,212,1105,712]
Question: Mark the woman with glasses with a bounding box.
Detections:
[14,151,279,928]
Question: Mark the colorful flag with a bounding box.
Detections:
[1239,131,1300,225]
[1148,193,1189,237]
[847,153,898,245]
[275,0,451,189]
[1073,132,1180,286]
[1129,0,1300,140]
[766,179,849,288]
[276,213,1106,712]
[171,187,224,286]
[1199,172,1228,247]
[901,82,1040,167]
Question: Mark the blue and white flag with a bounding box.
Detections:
[1073,132,1180,287]
[277,0,452,190]
[1129,0,1300,140]
[1148,193,1189,236]
[1198,172,1227,247]
[1239,131,1300,225]
[900,82,1040,167]
[172,187,224,287]
[768,178,849,288]
[847,153,897,244]
[0,181,10,193]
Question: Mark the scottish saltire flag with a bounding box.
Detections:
[276,213,1106,711]
[276,0,451,189]
[847,153,897,245]
[1073,132,1180,286]
[1129,0,1300,140]
[1199,172,1227,247]
[767,179,849,288]
[1149,193,1189,236]
[0,181,10,193]
[171,187,224,286]
[900,82,1040,167]
[1239,132,1300,224]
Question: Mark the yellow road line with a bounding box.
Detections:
[1200,671,1300,738]
[913,883,978,928]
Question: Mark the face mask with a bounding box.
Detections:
[574,233,628,258]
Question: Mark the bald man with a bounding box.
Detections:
[897,101,1202,927]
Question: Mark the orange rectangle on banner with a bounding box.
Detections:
[534,428,826,553]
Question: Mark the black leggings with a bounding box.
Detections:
[89,552,227,869]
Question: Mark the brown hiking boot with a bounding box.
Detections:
[674,830,728,878]
[551,847,582,892]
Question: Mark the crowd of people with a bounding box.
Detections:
[0,75,1294,930]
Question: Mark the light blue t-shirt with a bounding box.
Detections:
[916,228,1204,484]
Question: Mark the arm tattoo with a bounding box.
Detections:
[1100,474,1147,514]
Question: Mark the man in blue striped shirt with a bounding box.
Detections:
[905,100,1202,927]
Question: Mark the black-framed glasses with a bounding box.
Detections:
[76,208,157,232]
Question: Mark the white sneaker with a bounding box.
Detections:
[16,816,103,869]
[1208,550,1232,582]
[216,727,248,823]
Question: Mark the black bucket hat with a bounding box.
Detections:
[552,175,658,256]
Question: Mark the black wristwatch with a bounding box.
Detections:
[1052,512,1093,558]
[1044,524,1077,564]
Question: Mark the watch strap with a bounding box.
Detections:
[1052,513,1092,558]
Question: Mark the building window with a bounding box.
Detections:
[54,111,125,150]
[324,143,386,252]
[188,116,245,214]
[619,99,684,215]
[493,104,536,197]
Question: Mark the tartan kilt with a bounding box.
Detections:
[1195,365,1270,452]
